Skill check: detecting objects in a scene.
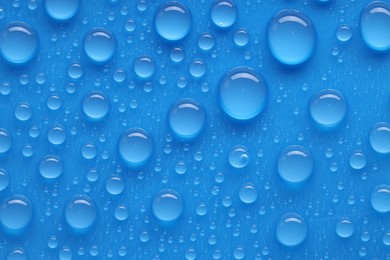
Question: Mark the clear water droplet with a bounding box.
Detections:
[239,183,258,204]
[360,1,390,51]
[189,59,206,78]
[39,155,63,180]
[105,174,124,195]
[335,217,354,238]
[170,47,184,63]
[268,9,316,65]
[81,143,97,160]
[82,91,110,121]
[84,28,116,63]
[133,55,155,79]
[0,22,38,64]
[369,122,390,154]
[47,124,67,145]
[229,145,250,168]
[336,25,352,43]
[371,184,390,213]
[44,0,80,21]
[47,94,62,110]
[154,2,192,41]
[175,161,187,175]
[114,204,128,221]
[383,232,390,246]
[118,128,154,167]
[67,63,83,79]
[211,0,238,29]
[0,195,33,235]
[309,89,347,129]
[7,247,27,260]
[198,33,214,51]
[277,145,313,185]
[349,150,367,170]
[0,128,12,154]
[152,189,184,222]
[276,213,308,247]
[233,28,249,47]
[64,194,97,233]
[0,169,9,191]
[169,99,206,140]
[14,102,32,121]
[195,203,207,216]
[218,66,268,121]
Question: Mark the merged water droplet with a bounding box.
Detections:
[371,185,390,213]
[276,213,308,247]
[267,9,316,65]
[335,217,354,238]
[64,194,97,233]
[168,99,206,140]
[0,22,38,64]
[349,150,367,170]
[14,102,32,121]
[0,128,12,154]
[228,145,250,168]
[0,195,33,235]
[309,89,347,129]
[105,174,124,195]
[118,128,154,167]
[360,1,390,51]
[210,0,238,29]
[44,0,80,21]
[82,91,110,121]
[133,55,155,79]
[154,2,192,41]
[39,155,63,180]
[369,122,390,154]
[152,189,184,223]
[84,28,116,63]
[218,66,268,121]
[277,145,313,185]
[238,183,258,204]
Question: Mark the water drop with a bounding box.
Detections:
[14,102,32,121]
[211,0,237,29]
[276,213,308,247]
[383,232,390,246]
[154,2,192,41]
[277,145,313,185]
[170,47,184,63]
[218,66,268,121]
[196,203,207,216]
[67,63,83,79]
[125,19,136,32]
[39,155,63,180]
[336,25,352,43]
[113,69,126,83]
[133,55,155,79]
[349,150,367,170]
[198,33,214,51]
[233,28,249,47]
[44,0,80,21]
[360,1,390,51]
[48,236,58,249]
[371,184,390,213]
[238,183,258,204]
[309,89,347,129]
[0,128,12,154]
[175,161,187,175]
[82,91,110,121]
[168,98,206,140]
[7,247,27,260]
[84,28,116,63]
[0,169,9,191]
[268,9,316,65]
[0,22,38,64]
[189,59,206,78]
[118,128,154,167]
[152,189,184,222]
[114,204,128,221]
[47,124,67,145]
[229,145,250,168]
[64,194,97,233]
[335,217,354,238]
[369,122,390,154]
[105,174,124,195]
[81,143,97,159]
[47,94,62,110]
[0,195,33,235]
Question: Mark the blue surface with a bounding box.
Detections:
[0,0,390,259]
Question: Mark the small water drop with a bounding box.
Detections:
[238,183,258,204]
[189,59,206,78]
[45,0,80,21]
[7,247,27,260]
[0,169,9,191]
[39,155,63,180]
[0,195,33,235]
[64,194,97,233]
[229,145,250,169]
[105,174,124,195]
[276,213,308,247]
[198,33,214,51]
[233,28,249,47]
[47,124,67,145]
[349,150,367,170]
[152,189,184,223]
[84,28,116,63]
[211,0,238,29]
[114,204,128,221]
[371,185,390,213]
[0,128,12,154]
[336,25,352,43]
[14,102,32,121]
[335,217,354,238]
[133,55,155,79]
[82,91,110,121]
